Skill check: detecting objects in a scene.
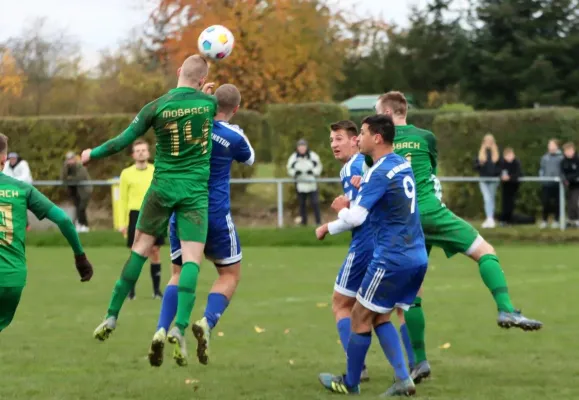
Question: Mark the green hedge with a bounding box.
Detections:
[433,108,579,218]
[0,111,261,204]
[268,103,349,205]
[25,225,579,247]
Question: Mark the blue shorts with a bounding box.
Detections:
[334,246,373,298]
[170,212,242,267]
[356,262,427,314]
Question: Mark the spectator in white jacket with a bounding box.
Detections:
[287,139,323,225]
[3,152,33,183]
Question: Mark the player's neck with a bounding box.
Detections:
[176,80,201,90]
[371,145,393,162]
[393,116,407,126]
[341,149,359,165]
[214,112,231,122]
[135,161,148,170]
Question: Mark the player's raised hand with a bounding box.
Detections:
[350,175,362,189]
[202,82,215,94]
[75,253,94,282]
[81,149,92,165]
[315,224,329,240]
[331,195,350,213]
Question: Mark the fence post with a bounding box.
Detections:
[559,179,566,231]
[277,181,284,228]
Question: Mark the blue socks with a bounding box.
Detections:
[156,285,178,331]
[337,317,351,353]
[400,323,415,369]
[344,332,371,388]
[204,293,229,329]
[375,322,410,380]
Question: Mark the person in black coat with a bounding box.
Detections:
[561,142,579,226]
[499,147,523,224]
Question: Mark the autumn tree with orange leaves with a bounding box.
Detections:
[0,49,26,115]
[149,0,347,111]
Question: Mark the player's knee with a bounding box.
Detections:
[373,312,392,327]
[332,292,355,320]
[150,246,161,262]
[417,286,424,298]
[469,239,496,262]
[180,241,204,265]
[396,308,405,324]
[132,231,156,256]
[217,263,241,286]
[351,302,374,333]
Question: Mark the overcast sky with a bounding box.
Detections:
[0,0,428,67]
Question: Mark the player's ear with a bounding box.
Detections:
[176,67,181,77]
[233,105,240,115]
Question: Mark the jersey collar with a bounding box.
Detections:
[170,87,198,94]
[395,124,415,131]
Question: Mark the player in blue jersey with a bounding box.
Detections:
[147,84,255,367]
[316,114,428,397]
[326,120,415,382]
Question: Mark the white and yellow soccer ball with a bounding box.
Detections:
[197,25,235,60]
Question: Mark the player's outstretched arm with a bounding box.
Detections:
[87,102,156,161]
[45,206,93,282]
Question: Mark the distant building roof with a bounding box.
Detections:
[341,94,416,111]
[341,95,380,111]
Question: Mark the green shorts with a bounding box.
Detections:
[0,286,23,332]
[420,204,481,258]
[137,178,208,243]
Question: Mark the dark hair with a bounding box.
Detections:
[361,114,395,144]
[0,133,7,155]
[330,120,358,138]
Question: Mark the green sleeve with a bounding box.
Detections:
[46,206,84,256]
[426,132,438,173]
[27,186,56,221]
[91,101,156,159]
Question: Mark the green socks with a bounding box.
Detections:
[175,262,200,334]
[478,254,515,312]
[404,296,427,364]
[106,251,147,318]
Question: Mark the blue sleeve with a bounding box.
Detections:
[355,168,388,211]
[233,134,255,165]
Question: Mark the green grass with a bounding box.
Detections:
[2,245,576,399]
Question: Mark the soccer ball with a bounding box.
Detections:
[197,25,235,61]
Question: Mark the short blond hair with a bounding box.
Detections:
[0,133,7,155]
[377,91,408,116]
[180,55,209,83]
[215,84,241,114]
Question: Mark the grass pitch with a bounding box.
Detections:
[1,245,576,399]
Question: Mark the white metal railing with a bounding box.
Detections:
[33,176,566,230]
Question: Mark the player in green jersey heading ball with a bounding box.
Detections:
[359,92,542,383]
[84,55,217,365]
[0,133,93,333]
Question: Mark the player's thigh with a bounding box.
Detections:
[136,183,173,238]
[205,212,242,267]
[351,300,376,332]
[334,247,372,298]
[0,286,23,332]
[421,206,480,258]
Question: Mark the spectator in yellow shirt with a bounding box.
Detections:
[119,140,164,300]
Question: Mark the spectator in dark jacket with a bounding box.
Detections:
[499,147,522,224]
[474,134,500,228]
[61,151,93,232]
[539,139,564,229]
[561,142,579,226]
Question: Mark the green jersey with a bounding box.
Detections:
[365,124,442,207]
[0,173,55,287]
[91,87,217,180]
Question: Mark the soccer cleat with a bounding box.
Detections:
[93,317,117,341]
[191,317,211,365]
[318,373,360,394]
[497,310,543,331]
[167,327,188,366]
[380,378,416,397]
[148,328,167,367]
[360,367,370,382]
[410,361,431,384]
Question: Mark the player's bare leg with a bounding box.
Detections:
[94,230,156,341]
[148,264,181,367]
[192,261,241,365]
[167,240,204,366]
[468,237,543,331]
[332,292,370,382]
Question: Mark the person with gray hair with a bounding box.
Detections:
[287,139,323,225]
[3,152,32,184]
